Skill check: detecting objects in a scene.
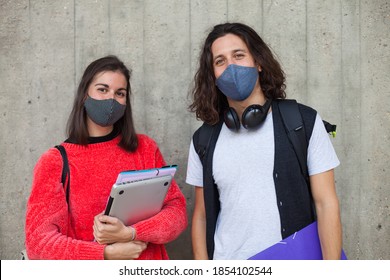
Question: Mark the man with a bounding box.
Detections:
[186,22,342,260]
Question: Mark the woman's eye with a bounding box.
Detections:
[98,88,107,93]
[116,91,126,97]
[235,53,244,59]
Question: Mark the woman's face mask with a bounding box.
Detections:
[216,64,259,101]
[84,96,126,127]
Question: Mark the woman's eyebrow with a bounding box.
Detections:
[94,83,109,87]
[94,83,126,91]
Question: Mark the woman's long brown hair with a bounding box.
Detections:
[66,55,138,151]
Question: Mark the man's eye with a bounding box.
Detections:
[215,59,224,66]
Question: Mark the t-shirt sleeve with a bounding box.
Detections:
[307,114,340,176]
[185,139,204,187]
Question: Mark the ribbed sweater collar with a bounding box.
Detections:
[65,126,120,144]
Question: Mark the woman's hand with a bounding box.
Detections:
[93,212,135,244]
[104,241,148,260]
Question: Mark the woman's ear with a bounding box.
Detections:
[82,93,89,103]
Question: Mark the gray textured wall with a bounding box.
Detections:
[0,0,389,260]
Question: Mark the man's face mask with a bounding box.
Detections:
[84,96,126,127]
[216,64,259,101]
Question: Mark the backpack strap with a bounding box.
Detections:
[55,145,70,208]
[193,123,215,164]
[277,99,328,221]
[192,120,223,259]
[193,120,224,173]
[277,99,309,182]
[277,99,337,180]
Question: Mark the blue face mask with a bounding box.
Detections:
[216,64,259,101]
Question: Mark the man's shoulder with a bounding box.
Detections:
[193,120,223,141]
[296,102,317,117]
[274,99,317,117]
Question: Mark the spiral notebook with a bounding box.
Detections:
[116,165,177,184]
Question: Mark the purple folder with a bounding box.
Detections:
[248,222,347,260]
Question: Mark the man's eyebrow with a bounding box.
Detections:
[213,54,224,61]
[213,49,247,60]
[232,48,246,53]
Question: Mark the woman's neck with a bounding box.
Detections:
[87,118,114,137]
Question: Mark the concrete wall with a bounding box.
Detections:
[0,0,389,260]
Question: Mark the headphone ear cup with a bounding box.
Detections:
[224,107,241,131]
[242,102,269,129]
[242,105,262,129]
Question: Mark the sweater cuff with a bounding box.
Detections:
[77,243,106,260]
[132,222,155,242]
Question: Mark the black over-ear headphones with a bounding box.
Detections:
[224,99,272,131]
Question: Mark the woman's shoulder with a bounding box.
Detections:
[33,146,63,173]
[39,146,62,161]
[136,134,159,150]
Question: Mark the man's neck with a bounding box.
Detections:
[228,86,266,120]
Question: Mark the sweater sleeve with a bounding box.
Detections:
[132,144,188,244]
[25,149,105,260]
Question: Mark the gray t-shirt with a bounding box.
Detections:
[186,112,340,260]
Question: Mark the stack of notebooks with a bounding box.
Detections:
[104,165,177,226]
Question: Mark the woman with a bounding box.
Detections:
[25,55,187,259]
[186,23,342,260]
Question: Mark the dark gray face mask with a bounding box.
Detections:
[84,96,126,127]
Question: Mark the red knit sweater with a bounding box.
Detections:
[25,134,187,260]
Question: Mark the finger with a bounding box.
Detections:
[139,242,147,251]
[93,227,102,239]
[132,240,146,245]
[94,212,104,221]
[93,224,99,237]
[132,241,148,250]
[98,215,119,224]
[94,219,107,233]
[92,226,101,241]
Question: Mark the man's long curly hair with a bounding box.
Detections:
[189,22,286,125]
